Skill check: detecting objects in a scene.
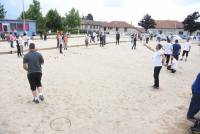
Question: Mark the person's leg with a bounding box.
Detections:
[134,42,136,49]
[35,73,44,101]
[154,66,162,88]
[60,44,63,53]
[187,93,200,120]
[27,73,39,103]
[185,51,189,61]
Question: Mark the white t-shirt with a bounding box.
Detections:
[153,50,164,67]
[168,59,177,70]
[164,43,173,55]
[183,42,191,51]
[19,37,24,46]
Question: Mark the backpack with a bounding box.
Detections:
[191,120,200,134]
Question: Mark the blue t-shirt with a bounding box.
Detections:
[173,43,181,56]
[192,73,200,94]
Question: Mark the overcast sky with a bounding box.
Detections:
[1,0,200,26]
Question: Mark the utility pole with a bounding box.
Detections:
[22,0,26,32]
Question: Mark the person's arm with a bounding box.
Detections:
[143,43,155,52]
[23,56,28,71]
[23,64,28,71]
[162,54,165,64]
[40,54,44,64]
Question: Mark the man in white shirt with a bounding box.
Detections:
[163,39,173,65]
[180,39,191,61]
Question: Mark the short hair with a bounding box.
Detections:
[29,43,35,49]
[157,44,163,50]
[175,40,178,43]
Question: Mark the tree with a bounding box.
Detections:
[65,8,80,33]
[19,0,44,32]
[183,11,200,35]
[138,14,156,32]
[46,9,63,32]
[86,13,93,20]
[0,3,7,18]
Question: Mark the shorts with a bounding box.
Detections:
[27,72,42,91]
[182,50,189,57]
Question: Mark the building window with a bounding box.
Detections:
[104,27,106,31]
[25,24,29,31]
[116,27,119,31]
[17,23,23,31]
[124,27,127,32]
[10,23,17,31]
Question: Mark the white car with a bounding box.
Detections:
[172,35,182,40]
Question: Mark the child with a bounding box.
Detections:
[63,34,68,50]
[180,39,191,62]
[144,43,165,89]
[167,56,177,73]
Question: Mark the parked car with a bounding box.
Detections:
[172,35,182,40]
[179,35,187,39]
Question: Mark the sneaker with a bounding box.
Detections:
[39,95,44,101]
[33,98,39,104]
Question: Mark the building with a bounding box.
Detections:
[0,19,36,36]
[148,20,200,36]
[103,21,139,35]
[80,19,104,33]
[80,20,141,35]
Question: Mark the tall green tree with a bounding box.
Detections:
[0,3,7,18]
[65,8,80,33]
[183,11,200,35]
[19,0,45,32]
[138,14,156,32]
[45,9,63,32]
[86,13,93,20]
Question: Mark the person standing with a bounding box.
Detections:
[172,40,181,60]
[131,34,137,50]
[43,32,47,41]
[23,33,29,47]
[163,39,173,65]
[56,31,59,48]
[23,43,44,104]
[58,32,63,54]
[19,35,24,55]
[9,33,14,48]
[16,36,22,57]
[187,72,200,122]
[85,35,89,47]
[180,39,191,62]
[144,43,165,89]
[116,32,120,45]
[64,34,68,50]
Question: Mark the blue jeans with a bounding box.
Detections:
[187,93,200,119]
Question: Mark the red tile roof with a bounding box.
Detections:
[105,21,133,28]
[155,20,184,29]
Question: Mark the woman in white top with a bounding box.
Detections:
[144,43,165,89]
[180,39,191,61]
[163,39,173,65]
